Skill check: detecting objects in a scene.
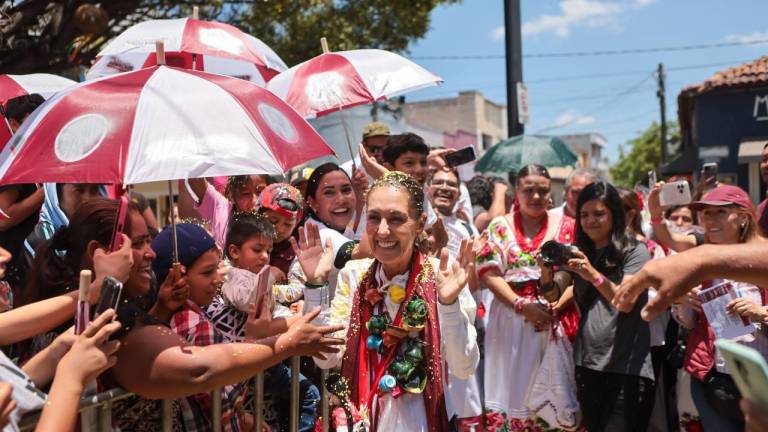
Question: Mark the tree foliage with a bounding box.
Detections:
[0,0,458,74]
[609,121,680,189]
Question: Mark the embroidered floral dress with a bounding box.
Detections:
[476,211,579,432]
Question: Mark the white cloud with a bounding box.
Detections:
[522,0,654,38]
[491,26,505,41]
[555,111,595,127]
[725,31,768,45]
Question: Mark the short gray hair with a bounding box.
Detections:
[564,168,596,190]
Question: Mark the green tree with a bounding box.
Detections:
[0,1,458,74]
[609,121,680,188]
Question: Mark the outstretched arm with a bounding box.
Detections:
[111,309,343,399]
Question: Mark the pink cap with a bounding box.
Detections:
[689,184,754,212]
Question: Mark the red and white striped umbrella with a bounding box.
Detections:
[91,18,287,83]
[0,73,77,106]
[267,49,443,118]
[86,48,283,86]
[0,73,77,145]
[0,65,334,185]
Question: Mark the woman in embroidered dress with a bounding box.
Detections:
[476,164,579,431]
[293,171,479,432]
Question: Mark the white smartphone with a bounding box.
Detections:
[659,181,692,207]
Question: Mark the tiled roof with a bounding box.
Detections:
[681,56,768,95]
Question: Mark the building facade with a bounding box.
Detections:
[667,56,768,203]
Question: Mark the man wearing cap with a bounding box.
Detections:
[341,121,390,183]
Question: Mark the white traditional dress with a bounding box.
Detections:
[476,210,578,431]
[304,256,479,432]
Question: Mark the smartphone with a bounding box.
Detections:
[648,170,657,189]
[715,339,768,409]
[445,146,476,168]
[659,180,692,207]
[109,196,129,252]
[702,162,718,180]
[248,265,275,312]
[95,276,123,317]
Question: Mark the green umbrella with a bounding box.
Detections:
[474,134,579,173]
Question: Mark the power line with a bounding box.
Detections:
[409,39,768,60]
[534,73,656,133]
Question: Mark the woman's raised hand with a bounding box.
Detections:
[647,182,664,219]
[276,307,345,360]
[290,224,334,285]
[359,144,388,180]
[93,234,133,282]
[436,239,475,305]
[56,309,122,386]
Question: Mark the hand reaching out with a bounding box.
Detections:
[290,224,334,285]
[436,239,475,305]
[275,307,345,360]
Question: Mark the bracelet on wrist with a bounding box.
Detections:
[513,297,527,313]
[650,215,664,225]
[304,281,328,289]
[591,273,606,287]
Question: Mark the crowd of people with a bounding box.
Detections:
[0,91,767,432]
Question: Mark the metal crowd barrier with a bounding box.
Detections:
[18,356,331,432]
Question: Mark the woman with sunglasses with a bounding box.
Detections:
[476,164,579,430]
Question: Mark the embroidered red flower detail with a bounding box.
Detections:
[364,288,384,305]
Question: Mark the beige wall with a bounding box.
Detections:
[403,91,507,152]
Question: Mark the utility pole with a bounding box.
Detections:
[504,0,524,137]
[656,63,668,163]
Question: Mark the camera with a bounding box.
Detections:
[539,240,575,266]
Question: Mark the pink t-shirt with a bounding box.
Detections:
[193,182,231,247]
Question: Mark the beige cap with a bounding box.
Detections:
[362,121,390,139]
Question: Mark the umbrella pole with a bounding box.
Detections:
[0,106,14,136]
[338,107,357,171]
[167,180,179,263]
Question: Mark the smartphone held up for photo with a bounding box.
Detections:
[445,146,477,168]
[109,196,129,252]
[659,180,692,207]
[702,162,719,180]
[95,276,123,317]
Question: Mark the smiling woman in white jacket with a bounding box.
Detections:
[293,171,479,432]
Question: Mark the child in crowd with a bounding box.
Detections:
[152,223,251,432]
[207,213,320,432]
[255,183,305,281]
[185,175,275,247]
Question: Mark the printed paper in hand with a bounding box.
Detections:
[698,280,756,340]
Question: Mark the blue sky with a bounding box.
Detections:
[405,0,768,163]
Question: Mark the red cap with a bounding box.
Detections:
[689,184,754,212]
